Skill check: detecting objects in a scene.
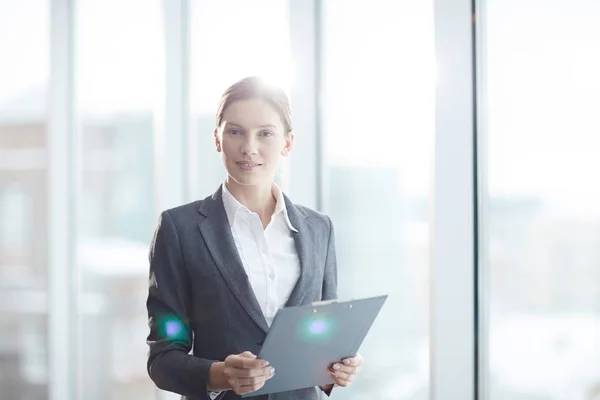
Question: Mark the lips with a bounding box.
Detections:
[236,161,263,171]
[236,161,263,167]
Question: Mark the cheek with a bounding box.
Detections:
[220,139,235,157]
[263,146,284,162]
[262,139,287,157]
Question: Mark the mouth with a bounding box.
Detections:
[236,161,263,167]
[236,161,263,171]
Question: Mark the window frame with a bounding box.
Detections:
[47,0,480,398]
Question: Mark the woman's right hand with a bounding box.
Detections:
[222,351,275,395]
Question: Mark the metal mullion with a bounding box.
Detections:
[430,0,477,398]
[48,0,77,398]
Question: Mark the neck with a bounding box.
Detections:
[224,177,276,219]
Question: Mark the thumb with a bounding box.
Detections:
[240,351,257,359]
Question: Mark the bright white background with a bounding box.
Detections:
[0,0,598,399]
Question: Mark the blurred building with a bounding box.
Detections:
[0,89,156,400]
[488,197,600,314]
[0,89,48,399]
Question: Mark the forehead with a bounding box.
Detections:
[222,98,283,129]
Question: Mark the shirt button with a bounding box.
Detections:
[269,272,275,280]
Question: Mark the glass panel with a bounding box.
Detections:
[75,0,163,398]
[321,1,434,399]
[481,0,600,399]
[190,0,292,197]
[0,1,49,399]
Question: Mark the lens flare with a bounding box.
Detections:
[309,320,327,334]
[297,314,338,344]
[157,315,187,341]
[165,320,183,337]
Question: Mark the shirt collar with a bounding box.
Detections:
[221,183,298,232]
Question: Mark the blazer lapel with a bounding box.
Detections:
[284,195,316,307]
[198,186,270,333]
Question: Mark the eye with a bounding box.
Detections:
[260,130,274,137]
[228,129,242,135]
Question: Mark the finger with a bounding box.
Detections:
[332,367,357,377]
[332,362,362,375]
[240,351,257,359]
[236,368,274,387]
[235,351,262,368]
[341,356,362,367]
[232,370,273,395]
[234,379,267,396]
[241,358,270,369]
[330,370,355,387]
[229,367,275,395]
[237,376,267,387]
[227,365,273,379]
[228,356,269,369]
[225,351,259,365]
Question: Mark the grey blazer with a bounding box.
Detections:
[146,186,338,400]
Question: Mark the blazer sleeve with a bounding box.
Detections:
[146,210,216,399]
[321,216,338,301]
[319,216,339,397]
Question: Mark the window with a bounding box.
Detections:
[321,1,435,398]
[0,1,50,399]
[480,0,600,398]
[75,0,164,398]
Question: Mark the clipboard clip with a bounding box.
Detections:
[311,299,338,306]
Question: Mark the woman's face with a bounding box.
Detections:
[215,98,293,188]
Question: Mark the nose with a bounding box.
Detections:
[240,136,258,155]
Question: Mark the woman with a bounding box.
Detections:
[146,77,362,400]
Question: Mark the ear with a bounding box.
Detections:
[214,127,222,153]
[281,131,294,157]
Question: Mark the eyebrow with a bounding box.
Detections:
[227,122,277,129]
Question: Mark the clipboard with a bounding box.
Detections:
[242,294,388,397]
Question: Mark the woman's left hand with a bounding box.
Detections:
[329,353,363,387]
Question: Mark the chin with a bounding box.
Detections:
[228,172,271,187]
